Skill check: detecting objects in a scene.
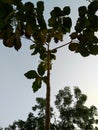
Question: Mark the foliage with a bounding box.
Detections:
[4,87,98,130]
[0,0,98,130]
[0,0,97,91]
[69,1,98,56]
[54,87,98,130]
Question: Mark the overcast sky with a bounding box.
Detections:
[1,0,98,128]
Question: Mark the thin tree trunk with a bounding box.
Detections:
[44,44,51,130]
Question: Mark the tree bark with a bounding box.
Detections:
[44,44,51,130]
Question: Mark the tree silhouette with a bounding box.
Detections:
[0,0,98,129]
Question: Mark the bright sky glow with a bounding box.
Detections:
[0,0,98,128]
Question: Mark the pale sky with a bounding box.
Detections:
[0,0,98,128]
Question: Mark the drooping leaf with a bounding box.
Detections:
[37,63,45,76]
[78,6,87,18]
[32,78,42,92]
[63,6,70,15]
[70,32,78,39]
[14,39,21,51]
[68,43,78,51]
[24,70,38,79]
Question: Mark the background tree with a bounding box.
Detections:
[55,87,98,130]
[4,87,98,130]
[0,0,98,130]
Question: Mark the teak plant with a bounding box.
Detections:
[0,0,98,130]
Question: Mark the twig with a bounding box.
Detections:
[53,41,71,50]
[21,36,34,43]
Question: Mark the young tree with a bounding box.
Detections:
[5,87,98,130]
[0,0,98,130]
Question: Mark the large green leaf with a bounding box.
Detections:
[32,78,42,92]
[68,43,78,52]
[63,6,70,15]
[78,6,87,18]
[24,70,38,79]
[70,32,78,39]
[37,63,45,76]
[14,38,21,51]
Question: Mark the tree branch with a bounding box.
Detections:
[53,41,71,50]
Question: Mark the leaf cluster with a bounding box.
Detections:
[0,1,72,50]
[48,6,72,43]
[24,68,45,92]
[69,1,98,57]
[0,0,97,57]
